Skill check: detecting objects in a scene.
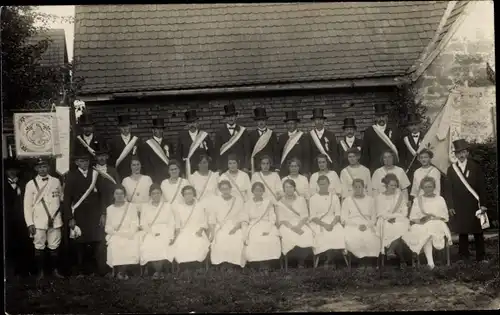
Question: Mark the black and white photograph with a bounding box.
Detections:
[2,2,499,312]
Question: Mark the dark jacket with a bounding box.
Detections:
[214,125,250,172]
[140,137,172,183]
[175,130,214,174]
[248,129,279,172]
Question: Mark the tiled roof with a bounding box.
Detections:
[74,2,454,95]
[27,29,68,68]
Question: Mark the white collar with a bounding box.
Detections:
[345,135,355,142]
[78,168,89,176]
[95,164,107,170]
[121,133,131,139]
[288,130,297,136]
[153,136,162,143]
[83,133,93,140]
[258,128,267,133]
[458,159,467,168]
[226,124,236,129]
[411,132,420,137]
[188,129,198,135]
[375,124,387,132]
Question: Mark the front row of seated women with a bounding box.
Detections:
[105,172,451,279]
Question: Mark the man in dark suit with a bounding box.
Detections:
[74,113,106,167]
[214,104,250,173]
[278,111,311,177]
[176,109,214,177]
[248,107,279,174]
[308,108,340,173]
[361,104,400,173]
[140,118,172,183]
[398,113,423,183]
[338,118,363,170]
[107,114,141,179]
[445,139,489,263]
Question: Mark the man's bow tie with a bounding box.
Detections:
[41,177,48,181]
[8,178,18,184]
[412,134,419,137]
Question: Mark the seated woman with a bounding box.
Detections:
[341,179,380,268]
[372,150,410,201]
[402,176,452,270]
[161,160,190,205]
[172,185,211,269]
[309,175,345,268]
[410,149,441,198]
[122,157,153,215]
[244,182,281,270]
[209,180,248,269]
[218,154,251,202]
[310,154,342,198]
[275,179,314,268]
[375,174,410,268]
[340,148,372,200]
[139,184,177,279]
[189,155,219,202]
[251,155,283,203]
[105,185,141,280]
[281,158,310,201]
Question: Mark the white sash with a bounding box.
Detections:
[197,171,213,201]
[251,129,273,173]
[71,170,99,213]
[220,126,246,155]
[452,164,480,205]
[93,166,117,185]
[281,131,303,164]
[185,130,208,178]
[340,139,349,152]
[115,136,138,168]
[146,139,169,166]
[403,136,417,157]
[33,179,52,207]
[372,126,398,158]
[168,179,184,205]
[77,136,96,156]
[257,172,278,201]
[310,130,332,163]
[245,199,272,240]
[224,172,245,200]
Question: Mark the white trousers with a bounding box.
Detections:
[34,228,61,250]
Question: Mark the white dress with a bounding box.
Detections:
[161,178,190,204]
[105,203,141,267]
[139,202,177,265]
[209,196,248,267]
[309,171,342,196]
[372,166,410,196]
[402,195,452,253]
[275,196,314,255]
[244,198,281,262]
[309,193,345,254]
[340,165,372,199]
[410,166,441,197]
[172,200,210,263]
[219,170,251,202]
[122,175,153,213]
[374,191,410,253]
[189,171,219,202]
[341,195,380,258]
[251,171,283,203]
[281,175,310,200]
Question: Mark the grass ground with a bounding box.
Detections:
[5,238,499,313]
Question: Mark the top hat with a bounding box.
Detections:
[4,157,20,170]
[152,118,165,128]
[73,146,91,160]
[342,118,357,129]
[117,115,132,126]
[406,113,421,125]
[253,107,269,120]
[284,111,300,122]
[311,108,326,120]
[185,109,199,122]
[223,104,238,117]
[94,141,109,156]
[78,113,93,126]
[373,104,388,115]
[452,139,470,152]
[35,157,49,166]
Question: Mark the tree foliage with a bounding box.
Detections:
[390,83,431,133]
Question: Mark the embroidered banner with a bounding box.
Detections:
[14,112,60,158]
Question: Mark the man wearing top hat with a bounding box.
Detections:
[361,104,400,173]
[248,107,279,174]
[278,110,311,177]
[107,114,142,179]
[176,109,214,176]
[445,139,489,263]
[23,157,64,280]
[63,148,103,276]
[398,113,423,182]
[74,113,106,166]
[214,103,251,173]
[140,118,172,183]
[338,118,363,170]
[308,108,340,173]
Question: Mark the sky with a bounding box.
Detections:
[35,5,75,61]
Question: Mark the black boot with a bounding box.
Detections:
[49,249,65,279]
[34,249,45,281]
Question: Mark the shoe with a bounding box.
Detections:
[52,269,65,279]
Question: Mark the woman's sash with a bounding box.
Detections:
[213,197,237,243]
[197,171,213,200]
[127,176,143,203]
[278,200,314,236]
[257,172,278,201]
[245,199,272,241]
[224,172,245,200]
[167,179,184,204]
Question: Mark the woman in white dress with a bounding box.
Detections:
[139,184,178,279]
[310,154,342,197]
[161,160,190,205]
[375,174,410,268]
[402,176,452,270]
[244,182,281,270]
[189,155,219,203]
[340,148,372,200]
[309,175,345,268]
[372,150,410,201]
[281,158,310,201]
[122,157,153,215]
[218,154,251,202]
[209,180,248,269]
[251,155,283,203]
[172,185,211,268]
[341,179,380,268]
[410,149,441,198]
[105,185,140,280]
[275,179,314,268]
